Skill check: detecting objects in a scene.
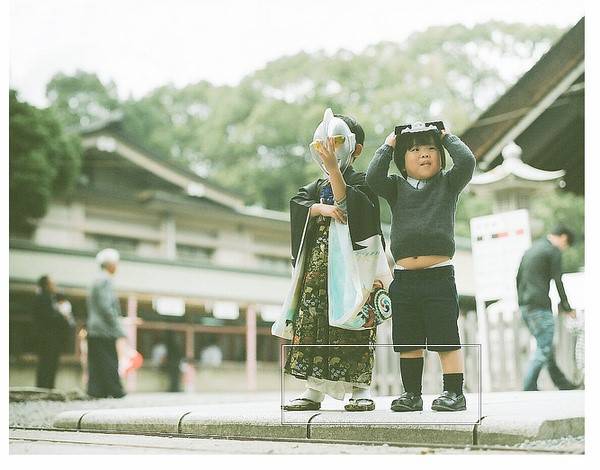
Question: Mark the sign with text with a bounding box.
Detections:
[470,209,532,302]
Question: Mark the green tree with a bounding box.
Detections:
[46,71,120,128]
[41,22,564,211]
[530,191,584,272]
[454,190,496,238]
[9,90,81,234]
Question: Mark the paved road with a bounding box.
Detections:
[9,429,526,455]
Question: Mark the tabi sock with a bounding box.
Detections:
[299,387,325,403]
[351,387,371,400]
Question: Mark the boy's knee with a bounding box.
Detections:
[400,349,424,358]
[438,349,460,357]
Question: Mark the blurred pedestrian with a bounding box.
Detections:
[78,328,88,388]
[33,275,72,389]
[516,225,579,391]
[86,248,126,398]
[164,331,183,392]
[200,337,223,368]
[150,336,167,368]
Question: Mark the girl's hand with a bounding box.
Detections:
[315,137,339,172]
[372,280,383,290]
[318,203,347,224]
[385,131,396,148]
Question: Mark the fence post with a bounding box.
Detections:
[246,305,257,391]
[512,308,523,389]
[476,298,493,391]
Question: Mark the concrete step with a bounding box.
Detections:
[52,390,584,446]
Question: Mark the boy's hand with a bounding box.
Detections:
[385,131,396,148]
[318,203,347,224]
[315,137,339,172]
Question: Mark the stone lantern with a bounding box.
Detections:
[469,142,565,236]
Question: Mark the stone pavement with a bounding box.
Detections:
[51,390,584,447]
[11,429,493,454]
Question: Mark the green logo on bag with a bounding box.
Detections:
[358,287,392,328]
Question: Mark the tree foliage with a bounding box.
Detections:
[33,22,584,269]
[530,191,585,272]
[45,21,563,212]
[9,89,81,234]
[46,71,120,129]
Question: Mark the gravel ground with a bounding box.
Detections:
[9,392,279,428]
[510,435,585,453]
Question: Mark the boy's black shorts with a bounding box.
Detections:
[389,265,461,352]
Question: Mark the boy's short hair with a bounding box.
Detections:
[394,130,445,178]
[551,224,576,246]
[334,114,365,146]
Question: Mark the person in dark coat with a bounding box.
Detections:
[164,331,184,392]
[33,275,72,389]
[516,225,580,391]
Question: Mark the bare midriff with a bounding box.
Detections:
[395,255,451,270]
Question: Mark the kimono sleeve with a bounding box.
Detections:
[289,180,320,268]
[345,181,385,251]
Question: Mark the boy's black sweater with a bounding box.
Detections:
[366,134,475,261]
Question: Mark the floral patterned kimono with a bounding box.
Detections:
[282,167,385,399]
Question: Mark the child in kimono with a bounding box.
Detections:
[366,122,475,412]
[279,113,386,412]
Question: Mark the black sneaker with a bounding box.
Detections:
[431,391,466,411]
[390,392,423,412]
[558,381,582,390]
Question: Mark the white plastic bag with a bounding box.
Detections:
[328,218,392,329]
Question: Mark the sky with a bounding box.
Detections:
[9,0,585,107]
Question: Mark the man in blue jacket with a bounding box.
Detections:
[516,225,580,391]
[86,248,126,398]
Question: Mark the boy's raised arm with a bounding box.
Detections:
[366,134,398,202]
[443,133,476,193]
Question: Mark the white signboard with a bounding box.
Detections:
[152,297,186,316]
[470,209,532,302]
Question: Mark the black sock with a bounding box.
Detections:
[443,373,464,395]
[400,357,424,395]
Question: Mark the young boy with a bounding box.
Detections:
[366,122,475,411]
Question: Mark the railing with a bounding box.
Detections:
[372,308,584,394]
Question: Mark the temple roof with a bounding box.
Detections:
[460,18,584,194]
